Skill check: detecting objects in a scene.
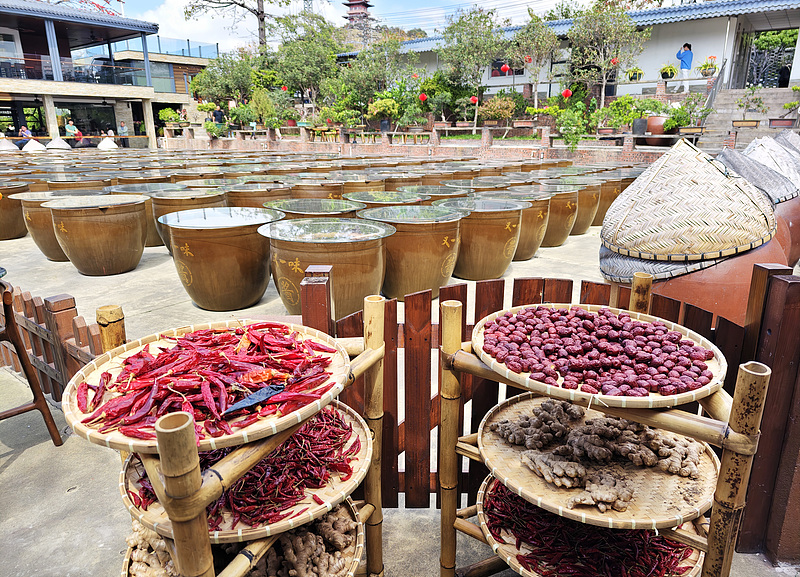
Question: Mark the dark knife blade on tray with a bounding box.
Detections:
[222,383,286,417]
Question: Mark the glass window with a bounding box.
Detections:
[54,103,116,136]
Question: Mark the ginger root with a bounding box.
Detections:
[126,520,177,577]
[649,434,703,478]
[489,400,585,449]
[521,450,586,488]
[566,471,634,513]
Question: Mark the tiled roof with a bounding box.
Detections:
[0,0,158,33]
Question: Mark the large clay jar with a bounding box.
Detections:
[0,181,29,240]
[46,177,112,191]
[534,186,580,247]
[475,190,553,261]
[543,176,602,236]
[358,205,464,300]
[259,218,395,318]
[290,180,345,200]
[263,199,366,220]
[162,207,284,311]
[117,173,171,185]
[433,199,529,280]
[340,179,386,195]
[42,195,148,276]
[343,191,429,209]
[10,190,108,260]
[646,115,670,146]
[592,174,623,226]
[108,183,186,248]
[225,184,293,208]
[651,240,788,325]
[150,190,227,254]
[775,197,800,266]
[181,178,242,190]
[398,185,473,205]
[383,174,423,191]
[422,170,457,185]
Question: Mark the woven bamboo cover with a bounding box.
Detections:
[742,137,800,186]
[477,394,719,530]
[599,245,726,283]
[476,476,704,577]
[63,320,350,454]
[120,401,371,543]
[716,148,798,205]
[120,497,365,576]
[776,129,800,155]
[601,139,776,261]
[472,304,726,409]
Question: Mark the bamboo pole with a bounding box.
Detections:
[155,411,214,577]
[628,272,653,314]
[703,362,771,577]
[216,536,277,577]
[454,556,509,577]
[347,345,386,388]
[362,295,385,577]
[454,518,488,544]
[440,300,463,577]
[97,305,126,352]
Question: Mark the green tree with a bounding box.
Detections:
[274,13,344,114]
[406,28,428,39]
[567,4,650,108]
[508,10,560,108]
[190,48,257,105]
[437,7,510,130]
[753,29,798,50]
[543,0,583,21]
[184,0,290,47]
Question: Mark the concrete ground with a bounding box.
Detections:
[1,228,798,577]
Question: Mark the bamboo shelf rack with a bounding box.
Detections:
[438,273,772,577]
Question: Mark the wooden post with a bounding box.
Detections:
[96,305,126,352]
[741,264,792,362]
[362,295,385,577]
[704,361,771,577]
[155,411,215,577]
[628,272,653,314]
[43,294,79,401]
[440,300,463,577]
[300,275,335,337]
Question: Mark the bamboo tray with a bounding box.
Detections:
[478,393,719,529]
[472,304,726,409]
[476,476,704,577]
[120,497,365,577]
[62,319,350,454]
[120,401,372,543]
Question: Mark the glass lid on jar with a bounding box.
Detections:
[259,217,396,242]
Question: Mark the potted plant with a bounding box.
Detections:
[428,91,453,128]
[770,85,800,128]
[251,88,276,130]
[696,56,717,78]
[627,66,643,82]
[734,84,768,128]
[454,97,477,128]
[660,63,678,80]
[228,104,256,131]
[672,93,713,134]
[203,121,225,139]
[478,96,515,128]
[589,107,614,134]
[283,108,301,127]
[158,108,181,128]
[367,98,399,132]
[197,102,217,122]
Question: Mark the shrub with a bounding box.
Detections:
[158,108,180,123]
[367,98,399,119]
[478,96,516,121]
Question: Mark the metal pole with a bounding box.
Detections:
[141,33,152,87]
[44,19,63,82]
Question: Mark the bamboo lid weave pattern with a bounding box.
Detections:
[599,246,726,283]
[475,476,704,577]
[742,137,800,186]
[716,148,798,205]
[601,139,776,262]
[477,393,719,530]
[776,129,800,155]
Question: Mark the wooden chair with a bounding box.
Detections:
[0,280,63,446]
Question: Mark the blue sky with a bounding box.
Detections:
[123,0,564,51]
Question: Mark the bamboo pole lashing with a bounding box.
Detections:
[346,345,385,389]
[362,295,385,577]
[703,362,771,577]
[440,300,463,577]
[216,536,278,577]
[628,272,653,314]
[154,411,214,577]
[453,518,488,544]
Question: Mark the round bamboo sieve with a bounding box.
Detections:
[471,303,726,409]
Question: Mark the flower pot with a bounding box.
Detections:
[628,72,643,81]
[455,121,471,128]
[700,68,716,77]
[632,118,648,135]
[434,121,452,128]
[482,120,499,127]
[380,119,391,132]
[732,120,760,128]
[179,122,190,128]
[597,127,616,135]
[769,118,795,128]
[677,126,706,135]
[297,121,312,127]
[513,120,534,128]
[286,119,298,127]
[646,115,670,145]
[661,71,675,80]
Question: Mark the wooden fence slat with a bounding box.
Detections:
[32,296,55,394]
[714,316,745,397]
[650,294,682,322]
[682,304,714,340]
[511,278,544,306]
[13,290,32,352]
[542,278,573,303]
[616,286,632,309]
[336,311,365,414]
[580,281,611,305]
[42,294,79,402]
[742,264,793,363]
[738,275,800,552]
[87,323,102,355]
[21,292,50,396]
[404,290,433,508]
[300,276,335,336]
[468,279,505,503]
[382,298,400,508]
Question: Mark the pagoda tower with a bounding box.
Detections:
[343,0,372,24]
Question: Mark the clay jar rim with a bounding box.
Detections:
[357,205,466,225]
[432,198,532,213]
[0,182,31,193]
[10,190,109,203]
[149,190,227,200]
[104,183,187,194]
[343,191,431,205]
[41,194,148,210]
[473,191,555,202]
[398,185,476,195]
[262,199,367,216]
[158,207,285,230]
[258,217,396,243]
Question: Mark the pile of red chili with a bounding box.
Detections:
[131,407,360,529]
[76,322,339,442]
[484,481,695,577]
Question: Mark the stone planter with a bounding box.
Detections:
[732,120,760,128]
[513,120,535,128]
[769,118,795,128]
[700,68,716,77]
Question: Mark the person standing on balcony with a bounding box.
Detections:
[64,119,77,141]
[676,43,693,93]
[118,120,129,147]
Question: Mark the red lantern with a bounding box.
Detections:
[611,57,619,66]
[419,93,428,102]
[525,55,532,63]
[327,118,332,124]
[470,95,479,104]
[281,86,288,91]
[562,88,573,98]
[500,63,510,73]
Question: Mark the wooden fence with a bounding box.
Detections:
[2,263,800,559]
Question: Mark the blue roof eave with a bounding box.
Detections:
[0,0,158,34]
